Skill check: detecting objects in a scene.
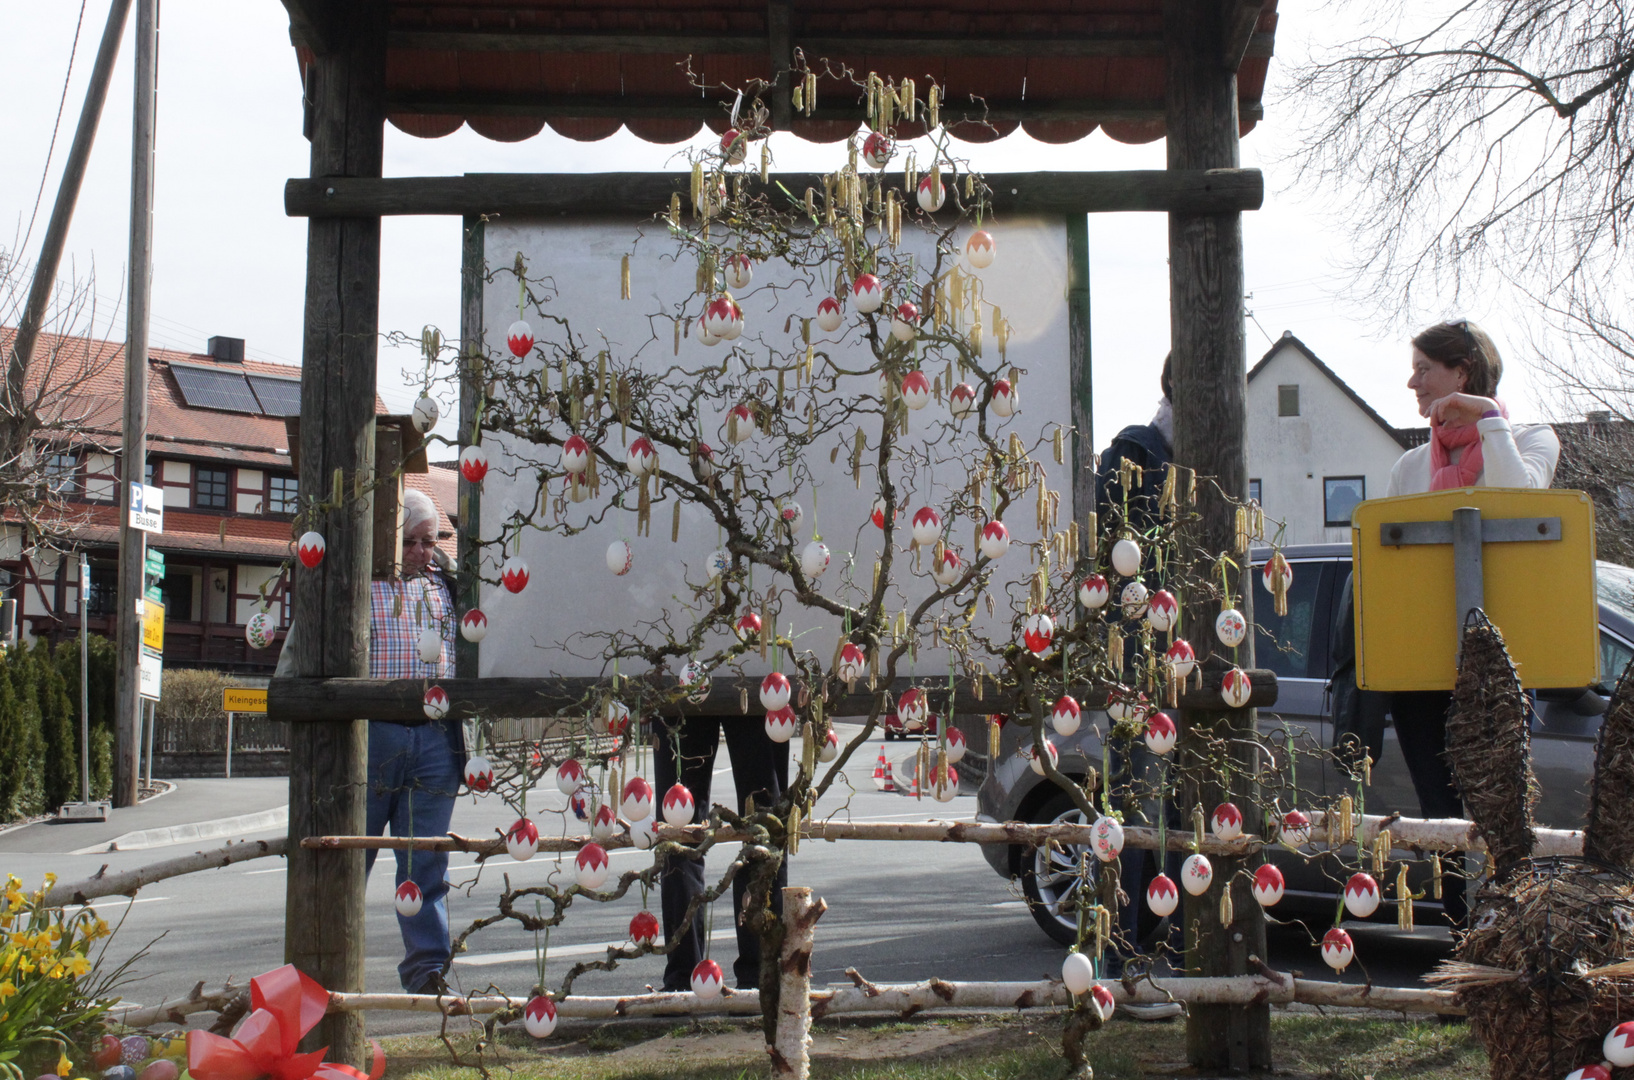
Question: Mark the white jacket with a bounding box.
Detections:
[1386,417,1560,497]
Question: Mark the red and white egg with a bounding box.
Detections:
[394,881,423,918]
[630,909,661,948]
[1051,695,1081,737]
[1147,590,1179,633]
[1263,556,1293,595]
[463,753,492,792]
[979,520,1010,560]
[1078,574,1110,610]
[297,531,326,569]
[838,642,868,682]
[1320,927,1354,972]
[932,548,963,586]
[862,131,894,168]
[1279,809,1312,847]
[727,404,755,444]
[695,442,717,481]
[424,685,450,721]
[765,705,798,743]
[892,304,921,344]
[944,726,967,763]
[725,253,754,291]
[1604,1021,1634,1067]
[702,294,744,340]
[816,296,844,333]
[1028,738,1059,776]
[1252,864,1285,907]
[556,758,585,795]
[662,783,696,826]
[561,434,591,474]
[898,687,930,726]
[592,803,619,841]
[1211,802,1244,842]
[575,842,611,890]
[760,672,792,711]
[990,378,1018,418]
[1023,611,1055,654]
[735,611,763,640]
[506,319,534,358]
[1163,639,1196,680]
[1090,984,1116,1022]
[460,609,488,643]
[1343,872,1381,919]
[916,174,946,212]
[1221,667,1253,709]
[900,367,930,407]
[965,230,996,269]
[931,761,960,802]
[691,958,725,1000]
[626,437,658,477]
[620,777,654,823]
[459,444,489,484]
[1566,1067,1612,1080]
[1144,713,1178,756]
[800,540,831,578]
[720,128,747,164]
[522,995,556,1039]
[506,817,539,861]
[852,273,884,314]
[911,506,943,547]
[820,727,841,763]
[629,816,659,850]
[1147,874,1179,917]
[949,382,977,418]
[601,699,631,737]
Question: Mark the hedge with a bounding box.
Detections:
[0,635,117,823]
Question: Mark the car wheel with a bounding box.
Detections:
[1018,791,1168,948]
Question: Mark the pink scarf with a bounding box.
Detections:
[1429,399,1507,490]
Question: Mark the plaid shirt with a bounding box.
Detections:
[369,573,456,680]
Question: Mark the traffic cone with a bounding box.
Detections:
[910,765,921,799]
[872,746,889,791]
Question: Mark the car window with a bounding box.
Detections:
[1600,629,1634,695]
[1253,561,1327,679]
[1599,563,1634,624]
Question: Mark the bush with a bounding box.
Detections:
[156,667,239,724]
[0,635,118,823]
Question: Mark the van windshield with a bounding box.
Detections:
[1598,563,1634,623]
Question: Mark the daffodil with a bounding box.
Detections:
[56,1052,71,1076]
[66,954,89,977]
[0,978,15,999]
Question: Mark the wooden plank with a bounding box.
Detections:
[455,215,484,680]
[265,669,1277,724]
[1066,214,1094,524]
[284,0,386,1065]
[382,29,1276,60]
[767,0,792,131]
[370,425,402,580]
[1221,1,1267,72]
[1166,0,1266,1069]
[285,169,1264,219]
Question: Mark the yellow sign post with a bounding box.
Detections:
[223,687,269,714]
[1353,488,1599,691]
[141,600,164,653]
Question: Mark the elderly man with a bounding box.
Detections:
[278,487,459,995]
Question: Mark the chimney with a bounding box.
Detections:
[1586,410,1612,424]
[207,336,245,363]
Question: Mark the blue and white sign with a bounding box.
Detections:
[129,482,163,534]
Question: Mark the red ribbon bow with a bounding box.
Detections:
[186,966,385,1080]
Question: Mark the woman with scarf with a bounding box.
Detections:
[1384,319,1558,926]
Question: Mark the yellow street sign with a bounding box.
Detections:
[1353,487,1599,691]
[223,687,269,714]
[142,600,164,652]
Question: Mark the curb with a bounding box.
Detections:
[73,805,290,854]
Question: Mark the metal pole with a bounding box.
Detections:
[80,555,90,804]
[1452,506,1485,645]
[225,712,234,778]
[113,0,156,807]
[143,698,155,787]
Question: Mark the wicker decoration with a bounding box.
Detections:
[1430,612,1634,1079]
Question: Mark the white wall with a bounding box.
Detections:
[1246,342,1407,546]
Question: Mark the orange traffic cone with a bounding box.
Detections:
[872,746,889,791]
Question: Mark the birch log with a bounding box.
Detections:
[111,982,246,1027]
[302,811,1587,858]
[771,888,826,1079]
[323,976,1460,1019]
[42,837,287,907]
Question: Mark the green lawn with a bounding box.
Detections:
[379,1012,1484,1080]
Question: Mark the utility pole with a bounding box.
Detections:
[114,0,157,808]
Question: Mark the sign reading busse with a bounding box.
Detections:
[129,482,164,534]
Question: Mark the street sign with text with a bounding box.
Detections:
[129,482,164,534]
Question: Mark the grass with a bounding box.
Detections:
[378,1011,1486,1080]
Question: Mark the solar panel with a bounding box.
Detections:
[249,375,302,417]
[170,364,262,414]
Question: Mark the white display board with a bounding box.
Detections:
[476,212,1077,700]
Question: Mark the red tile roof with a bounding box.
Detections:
[293,1,1278,147]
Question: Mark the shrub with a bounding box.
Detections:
[0,873,117,1080]
[156,667,239,724]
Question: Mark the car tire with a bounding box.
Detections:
[1018,791,1166,948]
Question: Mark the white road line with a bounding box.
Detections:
[456,928,734,967]
[245,866,287,875]
[987,900,1027,910]
[73,896,168,909]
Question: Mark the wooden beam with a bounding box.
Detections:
[285,169,1264,219]
[284,0,386,1065]
[1221,0,1267,71]
[455,216,484,680]
[1166,0,1265,1069]
[382,90,1264,127]
[767,0,792,131]
[281,0,334,55]
[383,28,1276,60]
[265,669,1277,724]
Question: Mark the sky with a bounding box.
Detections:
[0,2,1553,459]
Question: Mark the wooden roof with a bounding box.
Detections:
[287,0,1278,146]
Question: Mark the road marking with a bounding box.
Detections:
[456,928,734,967]
[245,866,287,875]
[988,900,1027,910]
[73,896,168,909]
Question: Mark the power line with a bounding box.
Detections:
[21,2,90,259]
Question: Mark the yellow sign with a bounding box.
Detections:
[223,687,268,714]
[142,600,164,652]
[1354,488,1599,691]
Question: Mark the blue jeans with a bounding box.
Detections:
[366,720,462,991]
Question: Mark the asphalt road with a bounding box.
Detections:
[0,725,1452,1036]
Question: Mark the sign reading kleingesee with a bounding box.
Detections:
[222,687,268,713]
[129,482,164,534]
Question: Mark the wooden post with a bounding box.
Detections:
[1164,0,1267,1070]
[284,1,387,1065]
[1065,214,1093,517]
[770,887,825,1079]
[455,215,485,679]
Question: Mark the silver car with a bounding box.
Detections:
[974,542,1634,944]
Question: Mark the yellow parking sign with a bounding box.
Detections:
[1353,488,1599,691]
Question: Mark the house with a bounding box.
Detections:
[1245,333,1424,545]
[0,328,457,674]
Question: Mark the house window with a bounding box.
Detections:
[1277,385,1300,417]
[45,452,77,496]
[1324,476,1366,527]
[195,468,230,510]
[161,570,194,621]
[268,474,298,515]
[1248,478,1262,505]
[85,564,118,616]
[145,460,155,487]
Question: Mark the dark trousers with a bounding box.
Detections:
[1390,690,1467,928]
[654,714,790,990]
